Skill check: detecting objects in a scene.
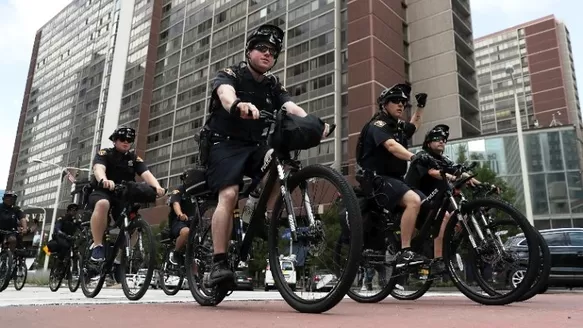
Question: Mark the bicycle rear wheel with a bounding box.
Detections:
[268,164,363,313]
[443,198,540,305]
[185,200,228,306]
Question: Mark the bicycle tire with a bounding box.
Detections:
[347,234,399,303]
[80,249,107,298]
[159,248,184,296]
[14,261,27,291]
[515,229,551,302]
[120,218,157,301]
[49,265,64,292]
[391,279,433,301]
[268,164,363,313]
[0,250,14,292]
[68,253,81,293]
[185,200,228,306]
[443,198,540,305]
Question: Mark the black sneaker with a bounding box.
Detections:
[395,249,425,268]
[430,258,447,277]
[206,261,235,289]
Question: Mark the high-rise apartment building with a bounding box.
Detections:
[8,0,477,223]
[475,15,582,134]
[345,0,479,174]
[7,0,119,209]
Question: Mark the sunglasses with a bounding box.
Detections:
[389,98,408,105]
[254,44,278,57]
[117,136,134,143]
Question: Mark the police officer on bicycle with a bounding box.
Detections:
[166,169,196,265]
[51,204,81,260]
[405,124,492,274]
[87,126,165,263]
[202,24,331,288]
[356,83,429,267]
[0,191,27,250]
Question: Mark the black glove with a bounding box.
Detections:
[410,152,439,169]
[415,93,428,108]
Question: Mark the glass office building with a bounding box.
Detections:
[412,125,583,229]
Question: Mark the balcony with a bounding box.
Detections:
[452,0,471,17]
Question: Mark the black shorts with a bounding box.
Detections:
[87,189,123,222]
[206,139,271,193]
[372,176,426,211]
[170,219,189,238]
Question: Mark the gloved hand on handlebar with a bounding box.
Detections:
[101,179,115,191]
[410,152,440,169]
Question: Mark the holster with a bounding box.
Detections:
[195,126,212,168]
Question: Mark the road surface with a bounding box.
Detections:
[1,288,580,327]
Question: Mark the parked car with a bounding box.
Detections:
[235,271,254,291]
[496,228,583,291]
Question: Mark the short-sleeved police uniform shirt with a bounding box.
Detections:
[208,63,292,141]
[92,148,149,184]
[360,114,416,178]
[55,214,80,237]
[0,204,24,230]
[167,185,195,223]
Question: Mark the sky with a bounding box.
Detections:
[0,0,581,188]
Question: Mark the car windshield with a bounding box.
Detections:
[281,261,293,270]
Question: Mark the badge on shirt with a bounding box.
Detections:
[222,68,236,77]
[128,160,133,167]
[98,149,107,156]
[373,120,386,128]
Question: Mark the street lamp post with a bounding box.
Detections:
[505,66,534,226]
[31,158,90,270]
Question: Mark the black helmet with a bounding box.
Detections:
[246,24,284,58]
[109,126,136,142]
[423,124,450,150]
[67,204,79,211]
[2,190,17,200]
[377,83,411,110]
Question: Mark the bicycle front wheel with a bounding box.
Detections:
[443,198,541,305]
[120,218,157,301]
[268,164,363,313]
[0,250,14,292]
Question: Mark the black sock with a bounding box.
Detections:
[213,253,227,263]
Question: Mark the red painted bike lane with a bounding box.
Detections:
[1,294,580,328]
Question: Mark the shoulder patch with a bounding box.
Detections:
[98,149,107,156]
[136,156,144,162]
[171,189,180,195]
[222,67,236,77]
[280,84,287,92]
[373,120,386,128]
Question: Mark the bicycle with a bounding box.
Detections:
[184,107,363,313]
[157,218,195,296]
[47,232,82,293]
[0,229,30,292]
[347,160,542,306]
[79,180,161,301]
